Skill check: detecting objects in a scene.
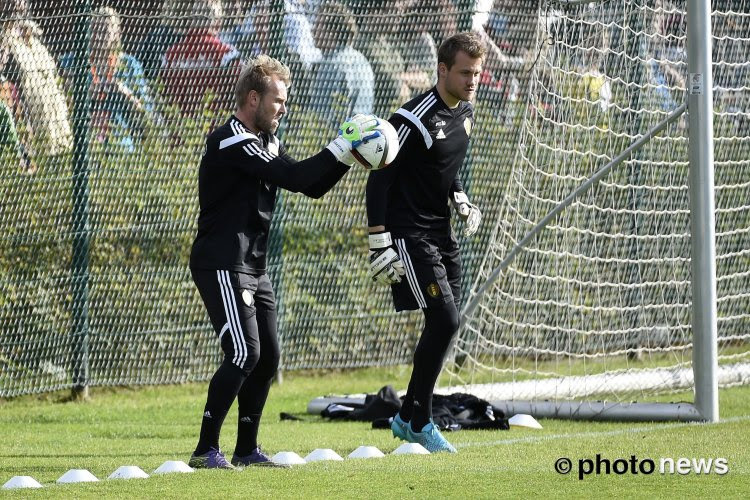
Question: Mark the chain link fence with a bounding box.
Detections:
[5,1,747,399]
[1,0,538,396]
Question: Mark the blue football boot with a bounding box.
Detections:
[405,421,457,453]
[391,413,410,441]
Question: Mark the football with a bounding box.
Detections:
[351,119,399,170]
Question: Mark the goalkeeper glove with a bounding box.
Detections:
[452,192,481,237]
[368,231,405,285]
[327,114,381,166]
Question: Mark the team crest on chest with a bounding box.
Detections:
[464,118,472,137]
[426,283,441,298]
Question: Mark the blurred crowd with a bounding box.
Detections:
[0,0,541,170]
[10,0,743,171]
[0,0,542,170]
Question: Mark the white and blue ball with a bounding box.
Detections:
[351,119,399,170]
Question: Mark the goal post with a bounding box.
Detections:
[686,0,718,423]
[447,0,750,421]
[453,103,707,423]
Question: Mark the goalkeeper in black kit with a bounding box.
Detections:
[188,55,380,469]
[366,32,486,453]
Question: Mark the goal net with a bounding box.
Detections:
[447,0,750,420]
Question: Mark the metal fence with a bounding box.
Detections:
[1,0,537,396]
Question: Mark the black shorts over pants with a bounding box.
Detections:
[390,230,462,312]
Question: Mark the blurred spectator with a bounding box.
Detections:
[474,0,511,73]
[1,0,72,161]
[397,0,457,96]
[479,0,537,60]
[137,0,192,81]
[225,0,321,68]
[1,75,33,172]
[309,1,373,122]
[649,6,685,111]
[1,28,33,172]
[474,0,533,115]
[284,0,322,69]
[219,0,308,122]
[62,6,157,151]
[220,0,271,59]
[162,0,241,114]
[354,0,410,117]
[712,8,747,129]
[221,0,251,57]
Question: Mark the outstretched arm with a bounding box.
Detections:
[226,141,345,194]
[278,144,350,199]
[223,115,380,197]
[299,161,351,199]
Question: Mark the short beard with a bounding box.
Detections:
[254,116,277,135]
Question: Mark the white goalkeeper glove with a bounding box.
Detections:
[368,231,405,285]
[326,114,382,166]
[452,192,481,237]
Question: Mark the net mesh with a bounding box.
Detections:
[449,0,750,402]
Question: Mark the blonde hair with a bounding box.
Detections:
[235,55,291,109]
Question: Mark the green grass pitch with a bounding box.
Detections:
[1,366,749,498]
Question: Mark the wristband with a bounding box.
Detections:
[368,231,392,249]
